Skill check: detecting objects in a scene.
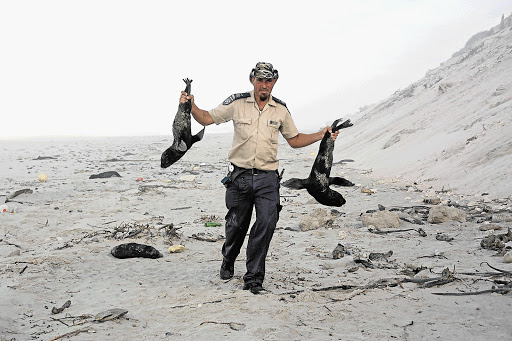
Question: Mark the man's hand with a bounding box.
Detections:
[180,91,194,105]
[321,126,340,142]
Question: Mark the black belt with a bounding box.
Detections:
[232,164,270,175]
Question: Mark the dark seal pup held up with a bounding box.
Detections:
[282,119,354,207]
[111,243,163,259]
[161,78,205,168]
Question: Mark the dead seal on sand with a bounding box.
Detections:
[161,78,205,168]
[282,119,354,207]
[111,243,163,259]
[89,171,121,179]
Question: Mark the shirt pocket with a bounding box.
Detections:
[234,117,252,140]
[267,119,281,143]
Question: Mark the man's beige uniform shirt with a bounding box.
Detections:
[209,90,299,171]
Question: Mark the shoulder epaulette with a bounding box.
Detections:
[223,92,250,105]
[272,96,287,108]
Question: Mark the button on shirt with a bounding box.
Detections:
[209,91,299,171]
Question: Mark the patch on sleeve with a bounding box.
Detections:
[223,92,250,105]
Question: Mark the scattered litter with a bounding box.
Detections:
[436,233,454,242]
[168,245,185,253]
[5,188,33,203]
[332,244,345,259]
[204,222,221,227]
[52,300,71,314]
[94,308,128,322]
[38,174,48,182]
[191,233,225,242]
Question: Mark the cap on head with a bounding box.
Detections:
[249,62,279,82]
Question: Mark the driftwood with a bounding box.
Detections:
[5,188,33,203]
[480,261,512,275]
[200,321,245,331]
[48,328,91,341]
[433,286,512,296]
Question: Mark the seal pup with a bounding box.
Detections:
[89,171,121,179]
[282,119,354,207]
[111,243,163,259]
[161,78,205,168]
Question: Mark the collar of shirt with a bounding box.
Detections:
[247,90,278,112]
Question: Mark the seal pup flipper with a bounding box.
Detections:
[161,146,186,168]
[282,178,307,190]
[329,177,355,187]
[191,126,205,145]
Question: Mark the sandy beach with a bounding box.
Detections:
[1,132,511,341]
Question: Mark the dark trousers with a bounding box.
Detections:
[222,169,281,285]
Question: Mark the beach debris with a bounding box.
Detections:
[479,224,502,231]
[89,171,121,179]
[492,213,512,223]
[51,300,71,314]
[480,228,512,251]
[0,204,8,213]
[423,197,441,205]
[199,321,246,331]
[48,328,91,341]
[361,210,400,229]
[299,208,335,231]
[368,227,415,234]
[136,177,144,182]
[427,206,466,223]
[397,211,425,225]
[179,174,196,182]
[417,228,427,237]
[5,188,33,203]
[34,156,57,160]
[204,222,221,227]
[110,243,163,259]
[361,187,375,194]
[435,232,454,242]
[432,283,512,296]
[94,308,128,322]
[168,245,185,253]
[332,243,345,259]
[191,233,224,242]
[504,251,512,263]
[368,251,393,261]
[38,173,48,182]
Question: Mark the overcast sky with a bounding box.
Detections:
[1,0,510,138]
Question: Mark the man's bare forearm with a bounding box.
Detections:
[286,131,324,148]
[191,103,214,126]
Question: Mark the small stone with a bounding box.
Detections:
[299,208,334,231]
[7,249,21,257]
[427,206,466,223]
[168,245,185,253]
[423,197,441,205]
[504,251,512,263]
[332,244,345,259]
[179,175,196,182]
[38,174,48,182]
[361,211,400,229]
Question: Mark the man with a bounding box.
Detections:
[179,62,339,294]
